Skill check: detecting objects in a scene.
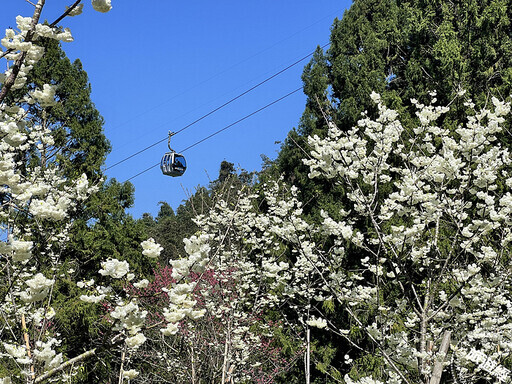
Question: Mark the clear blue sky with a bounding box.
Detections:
[1,1,350,218]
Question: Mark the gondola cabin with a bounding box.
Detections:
[161,152,186,177]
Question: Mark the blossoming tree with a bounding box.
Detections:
[175,92,512,383]
[303,92,512,383]
[0,1,147,383]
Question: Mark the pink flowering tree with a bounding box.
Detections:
[121,264,300,383]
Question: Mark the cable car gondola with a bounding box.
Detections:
[161,132,186,177]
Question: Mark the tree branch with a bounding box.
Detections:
[34,349,96,383]
[0,0,45,105]
[49,0,82,28]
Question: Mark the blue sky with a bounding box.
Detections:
[1,1,350,218]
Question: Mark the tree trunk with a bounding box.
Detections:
[305,327,311,384]
[429,331,451,384]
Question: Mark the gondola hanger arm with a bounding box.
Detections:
[168,131,176,152]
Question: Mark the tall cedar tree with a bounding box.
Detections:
[276,0,512,213]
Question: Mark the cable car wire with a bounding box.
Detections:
[125,86,303,182]
[105,43,329,172]
[107,9,342,135]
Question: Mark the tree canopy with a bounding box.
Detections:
[277,0,512,208]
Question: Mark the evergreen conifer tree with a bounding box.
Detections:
[8,37,150,380]
[277,0,512,202]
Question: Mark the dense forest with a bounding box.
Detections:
[2,0,512,383]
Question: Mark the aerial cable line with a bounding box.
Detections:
[105,43,329,172]
[180,87,303,152]
[109,8,342,133]
[124,86,303,182]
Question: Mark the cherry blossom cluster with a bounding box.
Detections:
[184,93,512,383]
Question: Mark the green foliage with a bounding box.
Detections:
[13,36,111,180]
[52,270,104,352]
[156,201,174,220]
[274,0,512,205]
[347,355,385,382]
[313,342,343,383]
[211,160,256,190]
[68,179,151,277]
